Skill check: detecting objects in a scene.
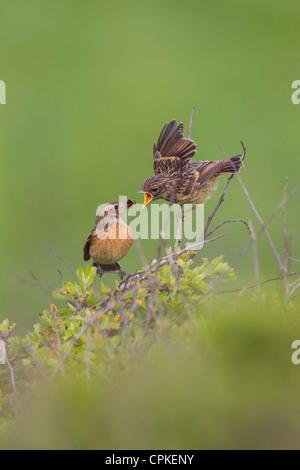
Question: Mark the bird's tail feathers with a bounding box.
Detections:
[220,154,244,174]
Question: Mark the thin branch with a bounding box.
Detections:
[289,294,300,302]
[49,302,113,382]
[288,280,300,300]
[188,106,195,139]
[204,175,234,237]
[288,256,300,265]
[187,174,234,263]
[69,292,89,317]
[282,178,289,297]
[15,277,56,295]
[57,269,65,288]
[15,272,54,305]
[206,218,250,239]
[248,220,260,295]
[237,174,284,273]
[123,231,229,285]
[4,349,17,395]
[218,143,285,273]
[173,206,183,252]
[50,304,65,376]
[207,185,300,293]
[216,272,300,295]
[48,244,77,278]
[201,139,246,244]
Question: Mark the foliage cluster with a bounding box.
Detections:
[0,255,236,425]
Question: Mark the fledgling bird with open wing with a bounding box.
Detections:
[139,120,244,207]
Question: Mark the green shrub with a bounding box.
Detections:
[1,254,300,449]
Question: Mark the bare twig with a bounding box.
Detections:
[204,175,234,238]
[16,272,54,305]
[218,143,285,273]
[123,231,229,286]
[57,269,65,288]
[206,218,250,239]
[15,277,55,299]
[248,220,260,295]
[50,304,65,376]
[4,349,17,395]
[207,185,300,293]
[48,245,77,278]
[288,256,300,265]
[237,174,284,273]
[187,174,235,262]
[70,292,89,317]
[282,178,289,297]
[173,206,183,252]
[216,272,300,295]
[188,106,195,139]
[288,278,300,299]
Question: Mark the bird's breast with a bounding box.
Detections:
[174,175,221,205]
[89,222,134,265]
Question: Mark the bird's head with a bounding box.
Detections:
[138,175,175,207]
[95,200,135,229]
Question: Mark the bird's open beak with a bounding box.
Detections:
[137,189,153,208]
[143,193,153,207]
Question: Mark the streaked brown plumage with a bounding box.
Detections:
[83,200,135,279]
[139,120,244,206]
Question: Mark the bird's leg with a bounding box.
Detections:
[93,262,130,279]
[115,263,130,280]
[93,262,105,278]
[174,205,184,252]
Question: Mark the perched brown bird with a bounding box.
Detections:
[83,200,135,278]
[139,120,244,206]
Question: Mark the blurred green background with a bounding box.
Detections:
[0,0,299,333]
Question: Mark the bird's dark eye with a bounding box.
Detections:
[114,205,118,210]
[152,188,158,192]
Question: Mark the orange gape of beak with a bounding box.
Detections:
[143,193,153,207]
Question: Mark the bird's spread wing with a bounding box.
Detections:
[187,161,226,191]
[153,120,197,175]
